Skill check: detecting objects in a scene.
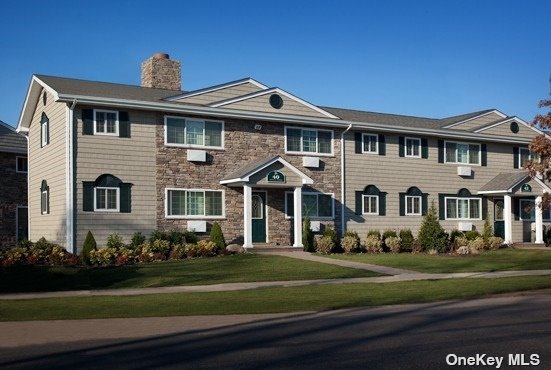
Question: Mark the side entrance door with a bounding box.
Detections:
[494,198,505,238]
[17,206,28,241]
[251,192,267,243]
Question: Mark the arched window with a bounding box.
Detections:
[40,113,49,147]
[399,186,428,216]
[40,180,49,215]
[355,185,386,216]
[82,174,132,213]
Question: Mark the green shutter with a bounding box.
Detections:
[438,140,444,163]
[481,144,487,166]
[421,138,428,159]
[119,183,132,213]
[379,193,386,216]
[378,134,386,156]
[422,193,428,216]
[83,182,94,211]
[399,193,405,216]
[513,199,519,220]
[46,187,50,214]
[354,132,362,154]
[40,120,43,148]
[82,109,94,135]
[513,147,519,169]
[355,191,363,215]
[119,111,130,138]
[398,137,405,157]
[286,192,294,217]
[46,121,49,145]
[438,194,446,220]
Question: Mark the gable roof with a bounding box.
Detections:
[478,172,530,193]
[440,109,507,129]
[165,78,268,101]
[0,120,27,154]
[220,155,313,185]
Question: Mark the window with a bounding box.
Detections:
[362,195,378,215]
[94,187,119,211]
[519,199,535,221]
[285,127,333,155]
[445,197,481,220]
[405,196,421,215]
[40,113,49,147]
[445,141,480,165]
[40,180,49,215]
[285,192,334,219]
[494,199,504,221]
[166,189,224,218]
[94,110,119,135]
[519,148,540,168]
[165,116,223,148]
[16,156,28,173]
[405,137,421,158]
[362,134,378,154]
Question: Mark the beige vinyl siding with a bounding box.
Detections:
[175,82,264,105]
[28,90,67,245]
[222,94,329,118]
[449,112,504,131]
[479,122,540,139]
[344,131,531,241]
[74,108,157,251]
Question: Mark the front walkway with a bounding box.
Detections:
[1,251,550,300]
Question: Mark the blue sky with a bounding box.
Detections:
[1,0,550,127]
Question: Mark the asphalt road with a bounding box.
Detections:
[1,291,550,369]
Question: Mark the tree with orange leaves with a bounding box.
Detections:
[526,94,551,205]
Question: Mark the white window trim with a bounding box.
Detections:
[41,189,48,215]
[284,191,335,220]
[519,198,535,221]
[164,115,225,150]
[93,109,120,136]
[444,196,482,220]
[405,137,421,158]
[362,194,379,215]
[284,126,334,157]
[94,187,120,212]
[164,188,226,219]
[361,133,379,154]
[16,156,28,173]
[41,119,48,147]
[444,140,481,166]
[405,195,422,216]
[518,148,540,167]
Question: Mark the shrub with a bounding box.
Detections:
[1,247,28,266]
[169,244,187,260]
[468,237,486,253]
[544,227,551,246]
[385,236,402,253]
[89,247,118,266]
[316,235,335,254]
[382,229,397,240]
[456,246,470,255]
[453,236,469,251]
[81,231,97,265]
[341,231,360,254]
[487,236,504,251]
[131,232,146,248]
[411,239,423,254]
[184,243,200,258]
[16,239,33,249]
[427,248,438,255]
[399,229,414,251]
[449,229,463,244]
[183,231,199,244]
[323,227,339,247]
[106,233,125,250]
[482,217,493,245]
[417,201,448,252]
[210,222,226,250]
[197,240,218,257]
[464,230,481,241]
[367,230,381,239]
[48,245,68,266]
[302,217,315,252]
[168,230,186,246]
[364,235,383,253]
[149,230,168,242]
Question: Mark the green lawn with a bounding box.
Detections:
[0,254,380,293]
[1,276,550,321]
[327,249,551,273]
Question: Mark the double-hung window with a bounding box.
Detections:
[285,127,333,155]
[94,110,119,135]
[167,189,224,218]
[362,195,378,215]
[95,187,119,212]
[445,141,480,165]
[285,192,334,218]
[165,117,224,148]
[362,134,378,154]
[405,195,421,215]
[445,197,481,220]
[519,148,540,168]
[405,137,421,158]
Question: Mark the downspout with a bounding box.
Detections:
[65,99,77,253]
[340,123,353,236]
[25,134,30,241]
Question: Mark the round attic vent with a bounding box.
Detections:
[269,94,283,109]
[510,121,519,133]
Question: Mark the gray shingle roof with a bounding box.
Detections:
[221,155,280,181]
[0,120,26,154]
[478,172,529,193]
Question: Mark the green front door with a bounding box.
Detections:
[252,192,266,243]
[494,198,505,238]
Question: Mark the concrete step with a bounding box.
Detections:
[249,244,302,252]
[512,243,549,250]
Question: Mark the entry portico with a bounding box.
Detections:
[479,172,551,244]
[220,155,313,248]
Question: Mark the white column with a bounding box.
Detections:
[293,187,303,248]
[243,184,253,248]
[504,195,513,245]
[535,195,544,244]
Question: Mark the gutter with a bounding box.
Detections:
[340,123,353,236]
[65,99,77,252]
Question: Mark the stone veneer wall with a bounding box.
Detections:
[155,114,342,246]
[0,152,27,248]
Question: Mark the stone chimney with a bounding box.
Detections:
[141,52,181,91]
